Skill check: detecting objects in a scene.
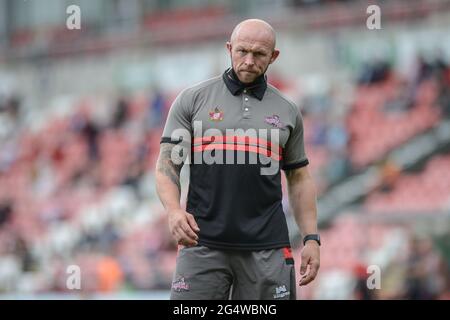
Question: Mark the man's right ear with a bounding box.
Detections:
[226,42,232,53]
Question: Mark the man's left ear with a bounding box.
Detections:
[269,50,280,64]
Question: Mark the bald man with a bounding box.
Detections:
[156,19,320,300]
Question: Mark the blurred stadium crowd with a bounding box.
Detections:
[0,0,449,299]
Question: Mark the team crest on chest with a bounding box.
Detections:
[209,107,224,121]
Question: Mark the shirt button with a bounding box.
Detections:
[244,107,249,111]
[244,97,249,101]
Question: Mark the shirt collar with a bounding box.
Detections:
[222,68,267,101]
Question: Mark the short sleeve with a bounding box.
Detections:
[282,108,309,170]
[160,89,192,145]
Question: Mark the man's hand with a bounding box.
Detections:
[299,241,320,286]
[168,209,200,247]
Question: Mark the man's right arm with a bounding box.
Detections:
[156,143,200,247]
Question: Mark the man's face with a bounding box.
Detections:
[227,33,279,84]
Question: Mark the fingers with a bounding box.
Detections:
[300,256,309,275]
[180,220,199,242]
[186,213,200,233]
[174,227,198,247]
[299,261,320,286]
[169,210,200,247]
[172,214,198,247]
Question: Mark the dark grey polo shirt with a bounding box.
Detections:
[161,69,309,250]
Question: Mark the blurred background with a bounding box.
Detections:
[0,0,449,299]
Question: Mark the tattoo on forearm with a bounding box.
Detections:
[157,143,184,192]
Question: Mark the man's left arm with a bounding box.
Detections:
[285,166,320,286]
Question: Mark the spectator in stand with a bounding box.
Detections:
[414,55,434,84]
[438,82,450,118]
[70,112,101,164]
[111,97,130,129]
[0,201,12,227]
[353,263,376,300]
[147,89,166,130]
[325,119,351,183]
[4,95,21,123]
[433,51,450,118]
[13,233,35,273]
[358,59,392,85]
[384,80,416,113]
[84,119,101,163]
[96,253,124,292]
[403,236,446,299]
[377,158,401,193]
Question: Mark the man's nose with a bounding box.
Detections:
[244,54,255,66]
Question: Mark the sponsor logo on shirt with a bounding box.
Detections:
[265,115,284,128]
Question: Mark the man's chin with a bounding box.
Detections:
[238,72,257,83]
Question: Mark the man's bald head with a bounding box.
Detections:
[226,19,280,83]
[230,19,276,51]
